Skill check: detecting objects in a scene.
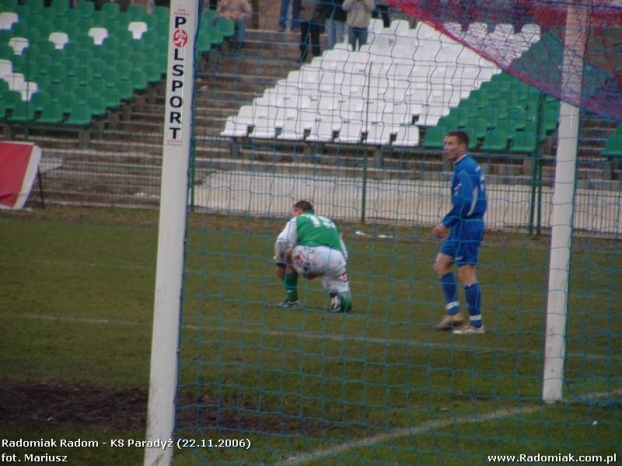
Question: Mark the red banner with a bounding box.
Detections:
[0,142,42,210]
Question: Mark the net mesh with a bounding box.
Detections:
[391,0,622,120]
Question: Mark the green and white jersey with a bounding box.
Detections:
[275,212,348,261]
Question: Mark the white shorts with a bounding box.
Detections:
[290,245,351,295]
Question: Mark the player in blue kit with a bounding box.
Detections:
[433,130,487,334]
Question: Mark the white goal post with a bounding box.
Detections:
[144,1,199,465]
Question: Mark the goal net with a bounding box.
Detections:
[146,0,622,464]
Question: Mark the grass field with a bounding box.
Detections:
[0,205,620,465]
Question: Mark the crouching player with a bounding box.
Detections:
[274,200,353,313]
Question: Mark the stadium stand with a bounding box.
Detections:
[0,1,234,145]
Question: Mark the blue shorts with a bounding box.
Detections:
[440,218,484,266]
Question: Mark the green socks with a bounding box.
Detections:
[284,272,298,302]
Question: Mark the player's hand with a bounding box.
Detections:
[276,266,285,280]
[433,223,448,239]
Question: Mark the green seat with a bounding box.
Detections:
[8,99,35,122]
[143,61,162,84]
[464,117,488,140]
[0,98,6,120]
[510,131,537,153]
[602,135,622,157]
[77,1,95,19]
[101,85,121,110]
[87,94,106,118]
[436,116,458,131]
[30,90,49,112]
[196,32,212,54]
[481,129,510,152]
[422,126,447,149]
[207,25,223,45]
[37,101,65,124]
[3,89,22,111]
[101,2,120,20]
[50,0,70,16]
[126,4,146,21]
[218,18,236,38]
[65,102,93,126]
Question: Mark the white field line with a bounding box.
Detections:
[274,407,541,466]
[275,387,622,466]
[3,313,618,361]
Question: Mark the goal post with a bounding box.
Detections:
[144,1,199,465]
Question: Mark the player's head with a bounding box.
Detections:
[443,130,469,162]
[292,200,314,217]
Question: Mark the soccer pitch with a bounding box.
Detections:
[0,207,620,465]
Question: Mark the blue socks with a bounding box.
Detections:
[440,272,460,315]
[464,282,483,329]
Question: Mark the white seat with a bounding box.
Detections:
[393,125,421,146]
[0,12,18,30]
[391,19,411,37]
[128,21,148,40]
[306,117,342,142]
[17,81,38,101]
[48,32,69,50]
[364,123,397,145]
[88,27,108,46]
[0,59,12,77]
[8,37,28,55]
[221,116,250,137]
[337,121,364,143]
[4,72,25,91]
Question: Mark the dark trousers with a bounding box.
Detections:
[300,21,321,62]
[372,5,390,28]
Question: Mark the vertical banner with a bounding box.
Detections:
[144,1,198,465]
[0,142,42,210]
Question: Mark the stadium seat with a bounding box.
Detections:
[49,32,69,50]
[126,4,147,22]
[422,125,447,148]
[128,21,148,40]
[510,131,537,153]
[101,2,121,20]
[601,135,622,158]
[0,12,18,30]
[8,37,28,55]
[218,19,235,38]
[77,1,95,19]
[65,102,93,126]
[393,125,420,146]
[363,123,395,145]
[481,129,510,151]
[88,27,108,46]
[30,90,49,112]
[7,99,35,122]
[36,101,65,124]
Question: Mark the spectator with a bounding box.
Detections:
[342,0,375,51]
[211,0,252,52]
[371,0,390,28]
[299,0,328,62]
[326,0,347,50]
[278,0,301,32]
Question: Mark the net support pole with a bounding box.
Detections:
[144,1,198,465]
[542,4,587,403]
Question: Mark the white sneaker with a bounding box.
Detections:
[453,325,485,335]
[436,313,465,331]
[329,289,342,313]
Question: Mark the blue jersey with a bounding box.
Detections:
[441,154,487,229]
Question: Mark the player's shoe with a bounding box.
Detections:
[452,325,485,335]
[436,313,465,331]
[329,289,343,313]
[279,300,300,309]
